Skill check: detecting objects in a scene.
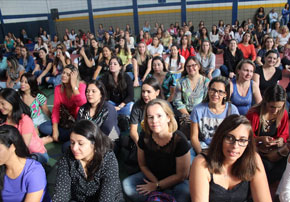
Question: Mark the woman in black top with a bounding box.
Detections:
[123,99,191,202]
[253,50,282,95]
[130,77,163,145]
[190,115,271,202]
[73,45,95,83]
[53,120,124,202]
[100,56,134,117]
[77,80,120,140]
[132,41,152,87]
[220,39,244,78]
[93,45,113,79]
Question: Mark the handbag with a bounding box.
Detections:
[59,104,75,129]
[146,191,176,202]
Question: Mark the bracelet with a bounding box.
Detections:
[156,181,161,191]
[118,105,123,108]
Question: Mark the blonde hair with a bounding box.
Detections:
[135,41,151,65]
[143,99,178,135]
[199,40,213,58]
[280,25,289,34]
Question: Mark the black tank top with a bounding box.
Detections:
[209,172,249,202]
[200,153,250,202]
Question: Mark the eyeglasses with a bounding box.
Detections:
[209,88,226,96]
[186,64,198,68]
[224,134,249,147]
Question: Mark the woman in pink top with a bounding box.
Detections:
[238,32,256,61]
[0,88,48,163]
[52,64,86,142]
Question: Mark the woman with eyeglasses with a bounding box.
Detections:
[230,60,262,115]
[246,84,289,184]
[173,56,209,121]
[190,76,239,156]
[189,115,271,202]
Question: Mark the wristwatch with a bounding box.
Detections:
[74,86,78,90]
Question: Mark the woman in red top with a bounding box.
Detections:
[143,32,152,46]
[246,84,289,183]
[179,35,195,60]
[52,64,87,142]
[238,32,256,61]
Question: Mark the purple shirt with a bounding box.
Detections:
[2,158,47,202]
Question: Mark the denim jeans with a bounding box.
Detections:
[0,81,21,90]
[31,152,49,164]
[38,120,53,136]
[206,68,221,78]
[122,172,191,202]
[109,101,134,116]
[220,64,229,77]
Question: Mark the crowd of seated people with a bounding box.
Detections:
[2,6,290,201]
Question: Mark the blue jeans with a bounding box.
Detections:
[46,74,62,87]
[38,120,53,136]
[206,68,221,78]
[127,72,143,86]
[122,172,191,202]
[31,152,49,164]
[281,16,289,26]
[109,101,134,116]
[0,81,21,89]
[220,64,229,77]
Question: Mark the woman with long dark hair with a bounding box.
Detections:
[179,35,195,60]
[32,48,53,85]
[100,56,134,117]
[151,56,176,102]
[165,44,185,80]
[238,32,256,61]
[19,73,52,144]
[52,120,124,201]
[0,125,49,202]
[190,115,271,202]
[19,46,35,73]
[93,45,113,79]
[130,77,163,145]
[246,84,289,184]
[116,37,132,71]
[147,35,163,57]
[0,88,48,163]
[77,80,120,139]
[73,45,95,83]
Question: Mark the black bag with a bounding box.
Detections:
[59,104,75,129]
